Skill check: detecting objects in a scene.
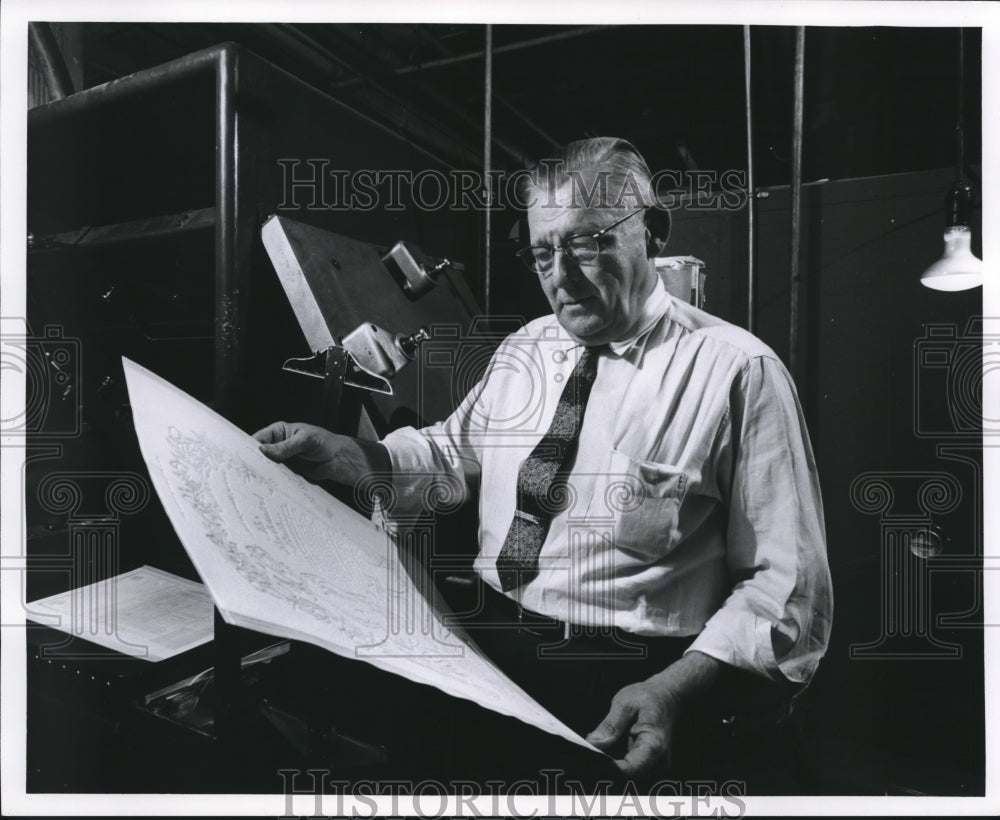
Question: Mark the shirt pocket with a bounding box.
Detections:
[584,448,688,562]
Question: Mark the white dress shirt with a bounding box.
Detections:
[381,278,833,684]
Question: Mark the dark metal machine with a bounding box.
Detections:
[261,214,480,436]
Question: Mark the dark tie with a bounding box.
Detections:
[496,346,602,592]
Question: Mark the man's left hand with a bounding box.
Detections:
[586,651,723,776]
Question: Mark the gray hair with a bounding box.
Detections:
[516,137,656,210]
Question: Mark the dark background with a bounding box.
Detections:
[62,24,983,186]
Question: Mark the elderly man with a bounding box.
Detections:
[255,137,833,779]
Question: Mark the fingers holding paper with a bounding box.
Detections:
[585,651,723,777]
[254,421,342,481]
[253,421,391,486]
[586,678,680,776]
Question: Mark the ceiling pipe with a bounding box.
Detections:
[271,24,531,168]
[336,26,610,82]
[416,25,561,151]
[29,22,75,101]
[257,24,471,169]
[328,24,535,167]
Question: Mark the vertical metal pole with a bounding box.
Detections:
[957,28,965,177]
[789,27,805,382]
[743,25,755,334]
[215,45,241,420]
[213,46,242,744]
[483,25,493,317]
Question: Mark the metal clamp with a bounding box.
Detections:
[282,346,392,396]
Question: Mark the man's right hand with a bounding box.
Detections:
[253,421,390,485]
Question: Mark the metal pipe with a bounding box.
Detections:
[211,44,242,743]
[416,25,561,150]
[215,45,239,419]
[789,27,805,382]
[28,207,216,251]
[29,44,222,127]
[744,25,755,334]
[355,26,609,79]
[484,25,493,317]
[28,22,75,101]
[244,25,460,170]
[262,24,470,168]
[270,23,530,168]
[494,97,561,151]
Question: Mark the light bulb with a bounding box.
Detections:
[920,180,983,292]
[920,226,984,291]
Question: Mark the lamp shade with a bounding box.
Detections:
[920,226,984,291]
[920,180,983,291]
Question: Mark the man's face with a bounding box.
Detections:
[526,176,656,347]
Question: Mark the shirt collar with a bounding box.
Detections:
[607,276,670,357]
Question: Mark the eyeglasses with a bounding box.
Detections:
[516,206,646,277]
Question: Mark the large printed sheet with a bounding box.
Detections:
[122,358,595,752]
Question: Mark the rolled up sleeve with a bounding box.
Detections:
[686,355,833,684]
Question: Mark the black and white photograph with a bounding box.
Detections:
[1,1,997,815]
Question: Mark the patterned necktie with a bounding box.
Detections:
[496,346,602,592]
